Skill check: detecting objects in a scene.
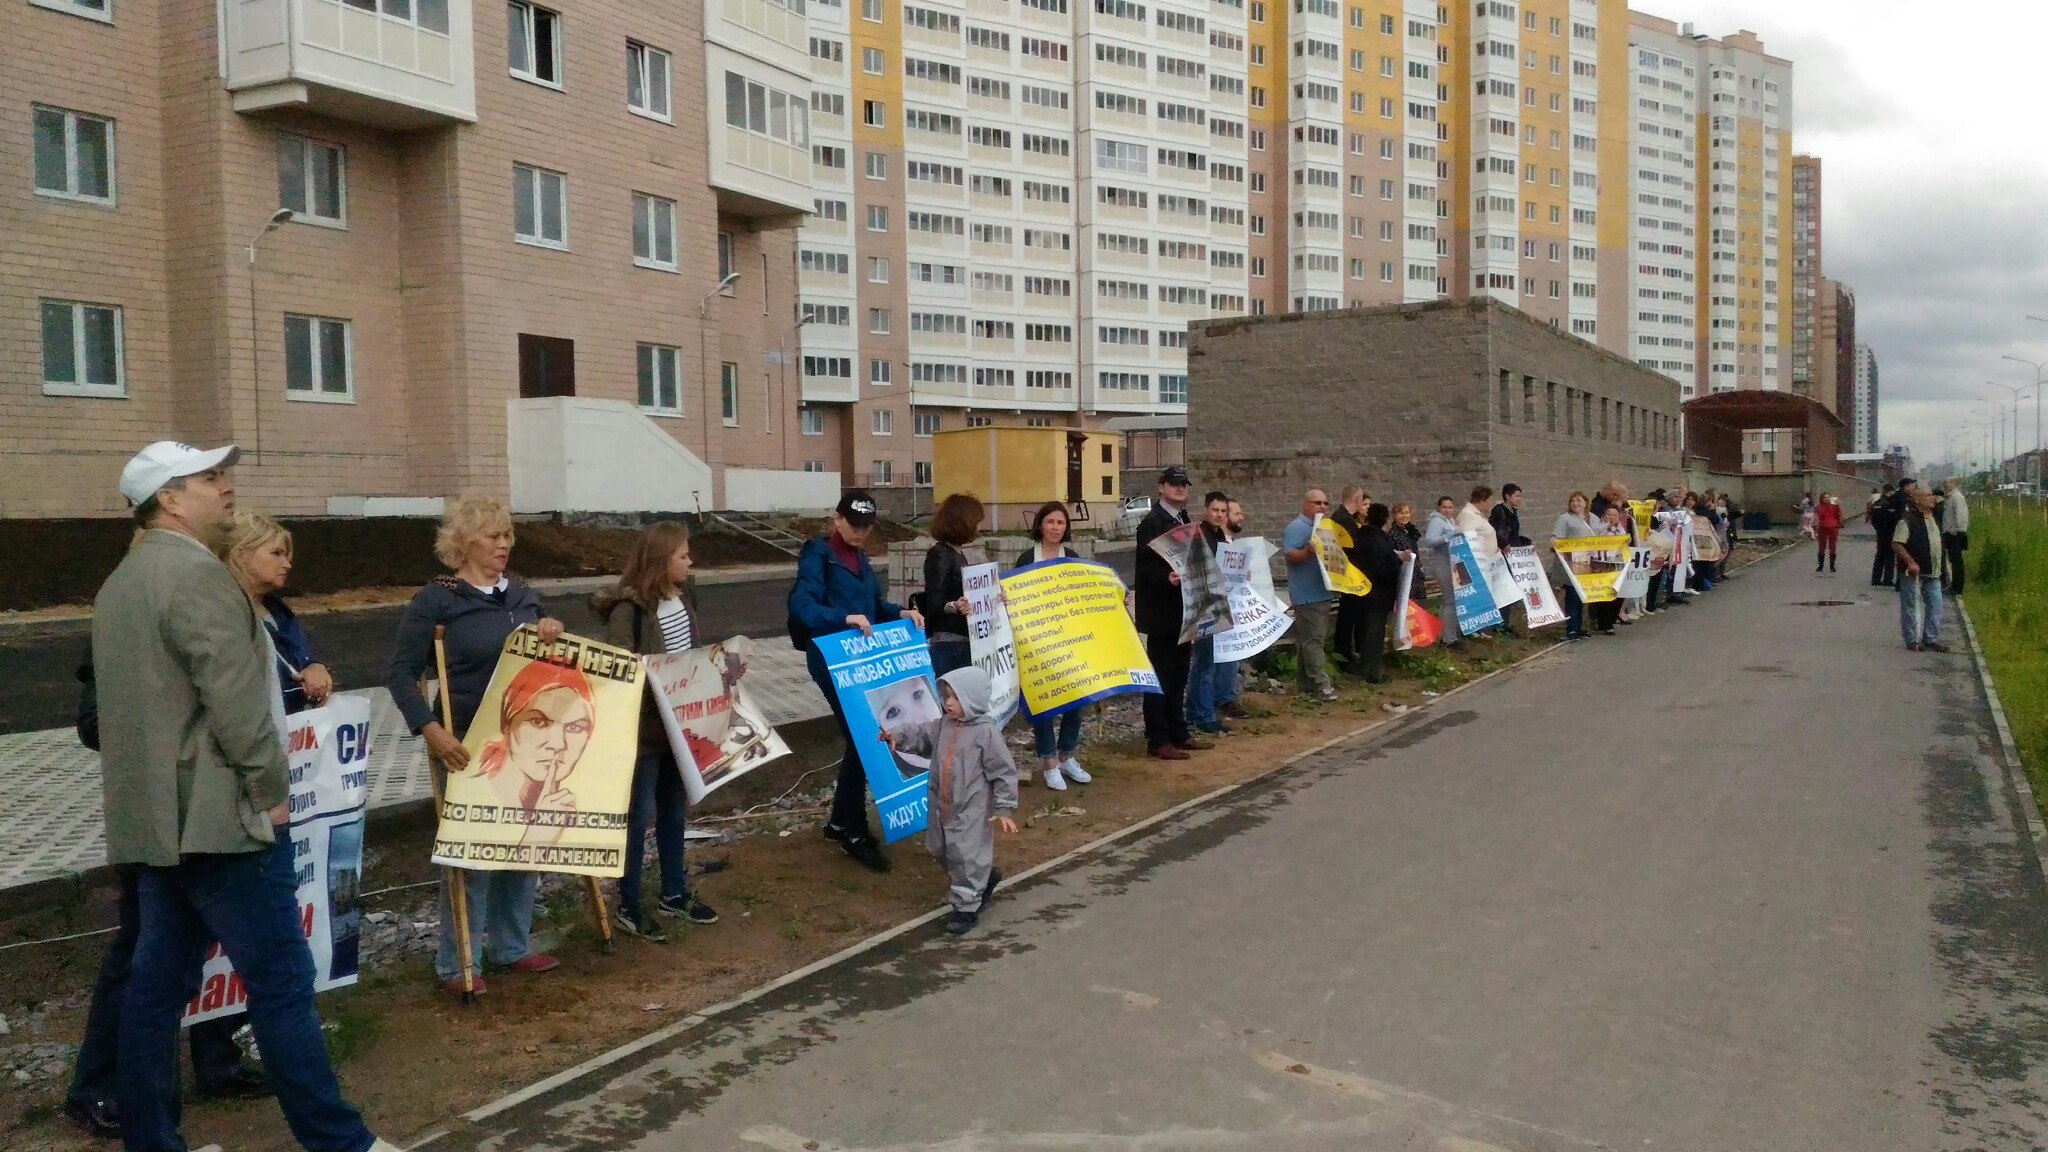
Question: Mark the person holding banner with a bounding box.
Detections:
[1552,492,1601,641]
[1352,503,1409,683]
[1282,490,1340,701]
[1327,486,1369,674]
[788,490,924,871]
[94,441,398,1152]
[920,494,984,680]
[1596,503,1634,632]
[1012,502,1092,790]
[594,522,719,941]
[1389,502,1422,554]
[1214,498,1252,722]
[388,495,565,994]
[1135,466,1209,759]
[1187,491,1236,735]
[221,512,333,716]
[1419,496,1466,650]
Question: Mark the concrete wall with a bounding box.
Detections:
[722,469,839,513]
[508,398,713,515]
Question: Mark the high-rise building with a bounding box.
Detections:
[1789,154,1822,405]
[1831,279,1858,421]
[1852,341,1879,453]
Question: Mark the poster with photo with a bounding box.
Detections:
[643,636,791,805]
[813,620,936,842]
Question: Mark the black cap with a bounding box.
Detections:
[1159,465,1191,487]
[836,489,878,527]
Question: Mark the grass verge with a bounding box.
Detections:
[1965,500,2048,796]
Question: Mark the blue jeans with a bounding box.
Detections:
[121,839,372,1152]
[619,752,689,909]
[1214,657,1241,707]
[1563,586,1585,637]
[1186,636,1218,728]
[1899,573,1943,645]
[435,868,539,981]
[69,868,247,1108]
[1032,711,1081,759]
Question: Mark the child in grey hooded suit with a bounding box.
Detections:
[881,665,1020,934]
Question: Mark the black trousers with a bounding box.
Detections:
[809,650,874,841]
[1357,608,1391,681]
[1871,526,1897,585]
[1592,599,1622,632]
[1943,532,1967,595]
[1333,594,1367,666]
[1142,631,1192,750]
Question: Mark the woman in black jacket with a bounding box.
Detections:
[921,493,984,679]
[1353,503,1410,683]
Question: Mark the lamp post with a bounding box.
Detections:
[698,272,741,476]
[245,208,294,465]
[2003,349,2046,490]
[783,311,818,473]
[1987,380,2026,471]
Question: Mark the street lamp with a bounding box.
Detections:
[2003,351,2046,489]
[246,208,294,466]
[697,272,742,465]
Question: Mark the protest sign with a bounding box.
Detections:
[1504,546,1566,629]
[184,697,370,1024]
[964,561,1020,725]
[1214,538,1290,662]
[1312,516,1370,596]
[1392,555,1419,649]
[432,627,643,877]
[1615,545,1655,599]
[1629,500,1657,542]
[1464,529,1524,612]
[643,636,790,805]
[1690,514,1725,562]
[813,620,935,842]
[1446,532,1503,633]
[1664,514,1693,593]
[1147,522,1232,643]
[1001,558,1160,719]
[1552,535,1632,604]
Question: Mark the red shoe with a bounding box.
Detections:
[504,953,560,974]
[439,975,487,997]
[1149,745,1191,761]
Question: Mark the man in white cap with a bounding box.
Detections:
[93,443,397,1152]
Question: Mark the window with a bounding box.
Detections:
[632,192,676,270]
[868,308,891,334]
[277,135,344,225]
[30,0,112,21]
[724,73,811,149]
[513,164,567,248]
[865,152,887,179]
[626,41,671,120]
[867,256,889,282]
[862,46,884,74]
[508,2,562,86]
[717,231,735,277]
[872,459,895,484]
[801,409,826,435]
[869,358,893,385]
[862,99,886,127]
[862,0,882,18]
[872,409,894,436]
[31,106,114,205]
[915,410,941,437]
[637,343,681,413]
[866,204,888,231]
[283,314,352,401]
[720,362,740,425]
[38,299,122,396]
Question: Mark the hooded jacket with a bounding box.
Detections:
[888,666,1019,864]
[387,574,551,739]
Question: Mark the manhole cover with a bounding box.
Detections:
[1788,599,1859,607]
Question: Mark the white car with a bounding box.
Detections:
[1112,495,1152,538]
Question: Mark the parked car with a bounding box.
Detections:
[1112,495,1152,538]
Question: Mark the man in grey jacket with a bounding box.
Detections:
[94,442,392,1152]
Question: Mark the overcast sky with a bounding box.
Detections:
[1657,0,2048,472]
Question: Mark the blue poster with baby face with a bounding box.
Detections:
[1446,531,1504,634]
[813,620,935,842]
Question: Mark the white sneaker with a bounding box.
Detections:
[1042,765,1068,790]
[1059,757,1091,784]
[369,1139,409,1152]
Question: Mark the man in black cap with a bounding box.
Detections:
[787,489,924,871]
[1133,466,1211,760]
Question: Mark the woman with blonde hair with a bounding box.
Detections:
[387,495,564,996]
[219,511,333,714]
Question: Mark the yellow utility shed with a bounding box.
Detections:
[929,426,1120,533]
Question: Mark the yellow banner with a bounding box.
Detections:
[1552,535,1632,604]
[1629,500,1655,541]
[1000,559,1159,718]
[431,627,645,877]
[1312,516,1371,597]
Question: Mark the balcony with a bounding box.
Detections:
[223,0,476,128]
[705,0,811,224]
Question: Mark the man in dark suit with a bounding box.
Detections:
[1134,466,1212,761]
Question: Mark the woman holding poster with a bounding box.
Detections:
[595,522,719,941]
[387,495,565,995]
[920,494,984,679]
[1551,492,1601,640]
[1012,502,1091,791]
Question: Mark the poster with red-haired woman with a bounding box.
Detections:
[431,626,645,877]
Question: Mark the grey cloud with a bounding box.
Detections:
[1770,32,1904,137]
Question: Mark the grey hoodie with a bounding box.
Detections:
[890,665,1019,911]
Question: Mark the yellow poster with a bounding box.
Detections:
[1000,558,1159,718]
[1629,500,1656,542]
[1312,516,1371,597]
[1552,535,1632,604]
[430,627,644,877]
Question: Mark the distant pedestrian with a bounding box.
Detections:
[1013,502,1091,790]
[1552,491,1601,640]
[96,441,399,1152]
[788,490,925,872]
[1797,494,1817,539]
[1892,485,1948,652]
[1352,503,1407,683]
[1282,489,1339,701]
[920,493,984,680]
[878,666,1018,935]
[1868,484,1899,586]
[1940,477,1970,596]
[1419,496,1466,649]
[1187,491,1234,734]
[593,521,719,941]
[1814,492,1843,574]
[1135,466,1210,759]
[389,494,566,994]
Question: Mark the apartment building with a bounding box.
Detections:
[4,0,818,518]
[1851,341,1879,454]
[1828,277,1856,422]
[1789,154,1822,406]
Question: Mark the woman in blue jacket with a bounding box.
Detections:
[787,490,924,872]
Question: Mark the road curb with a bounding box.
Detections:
[1958,603,2048,882]
[407,637,1572,1147]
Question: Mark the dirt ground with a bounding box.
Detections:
[0,542,1785,1150]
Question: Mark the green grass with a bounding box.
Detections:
[1964,500,2048,799]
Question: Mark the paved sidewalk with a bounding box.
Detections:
[0,642,833,892]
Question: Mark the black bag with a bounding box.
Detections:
[76,662,99,752]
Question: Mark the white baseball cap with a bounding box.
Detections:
[119,441,241,506]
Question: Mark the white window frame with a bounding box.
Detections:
[720,361,740,426]
[282,314,354,403]
[637,342,683,415]
[509,1,563,88]
[914,410,940,437]
[869,358,892,386]
[631,191,678,271]
[865,151,887,180]
[868,307,891,334]
[31,105,115,206]
[30,0,113,24]
[626,40,672,122]
[513,163,569,249]
[866,203,889,231]
[867,256,890,283]
[872,408,894,436]
[38,299,125,398]
[801,408,826,436]
[862,46,885,74]
[277,134,347,228]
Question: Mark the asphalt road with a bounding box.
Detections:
[0,545,1139,735]
[440,547,2048,1151]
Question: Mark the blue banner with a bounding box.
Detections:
[812,620,935,843]
[1447,531,1504,634]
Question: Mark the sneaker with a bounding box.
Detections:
[1600,627,1616,636]
[1059,757,1091,784]
[822,823,847,843]
[195,1065,273,1101]
[613,906,669,941]
[439,975,488,997]
[945,909,980,935]
[1317,688,1339,702]
[1149,744,1191,761]
[1042,765,1068,791]
[63,1098,121,1139]
[370,1141,412,1152]
[1172,737,1215,751]
[656,895,720,925]
[981,868,1003,908]
[1221,703,1252,720]
[842,835,892,873]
